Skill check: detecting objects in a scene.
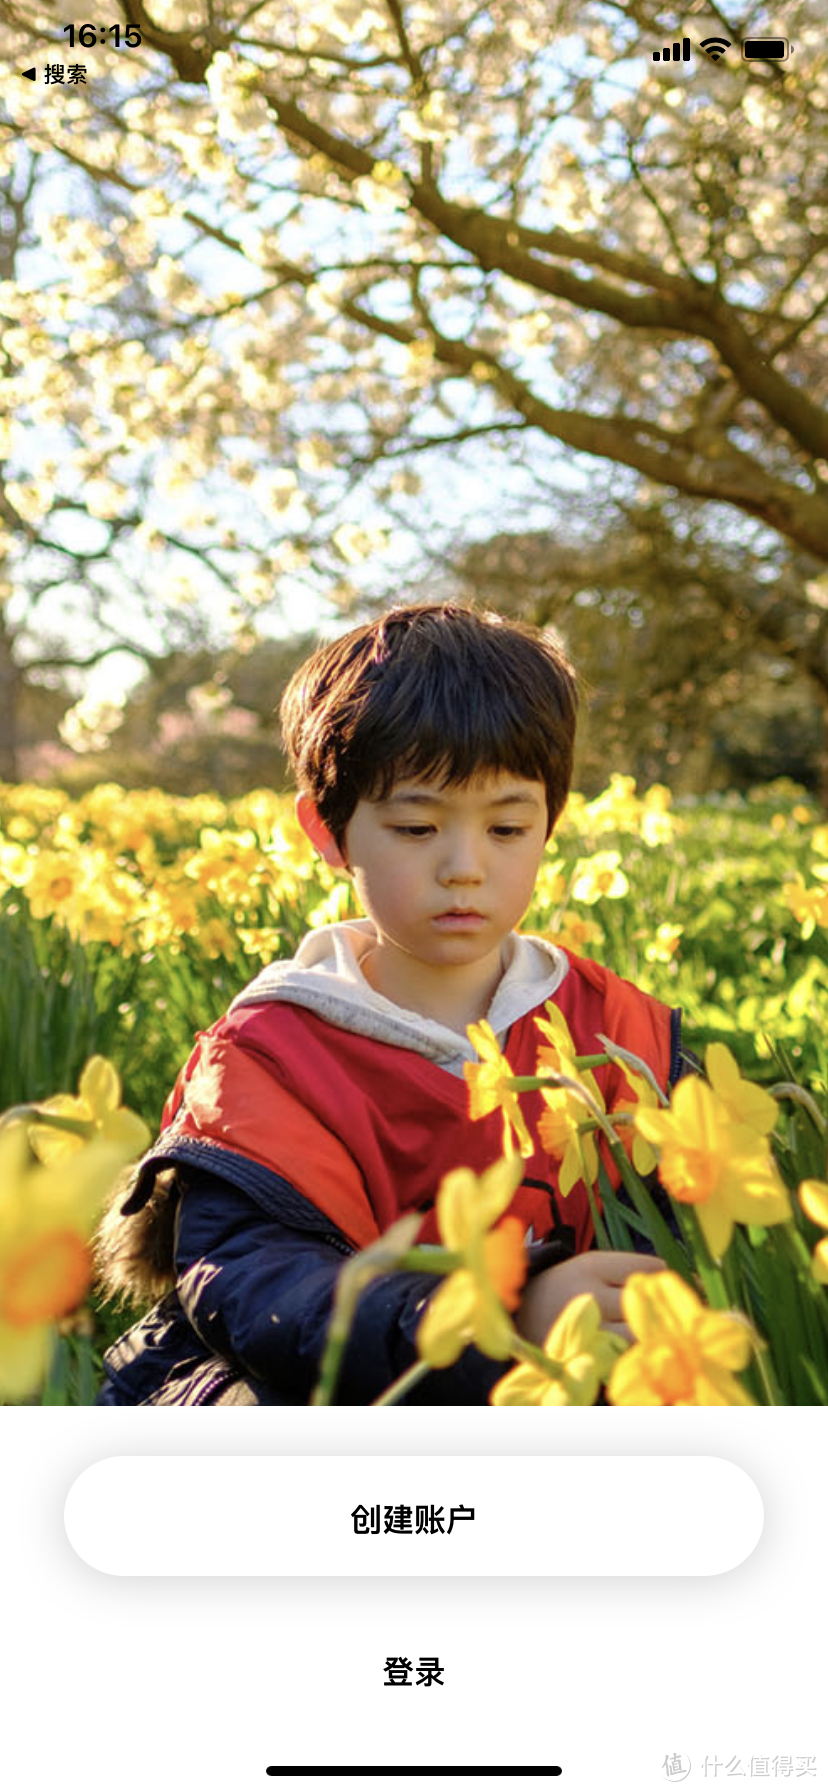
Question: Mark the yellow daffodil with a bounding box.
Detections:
[27,1057,150,1166]
[490,1292,625,1406]
[416,1157,527,1368]
[644,923,683,964]
[237,925,283,963]
[583,774,640,836]
[612,1063,659,1177]
[14,847,83,913]
[306,881,357,928]
[17,845,146,947]
[533,1003,605,1193]
[544,912,605,954]
[464,1019,534,1159]
[704,1042,778,1139]
[536,1084,601,1196]
[571,851,629,905]
[557,791,588,835]
[607,1271,755,1406]
[640,786,677,847]
[0,835,30,888]
[532,856,568,908]
[139,881,201,949]
[196,917,239,960]
[0,1122,143,1398]
[534,1000,579,1072]
[182,828,273,905]
[782,875,828,940]
[799,1180,828,1283]
[635,1076,791,1258]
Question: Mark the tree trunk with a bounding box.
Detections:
[0,615,19,782]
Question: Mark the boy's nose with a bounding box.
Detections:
[438,841,485,882]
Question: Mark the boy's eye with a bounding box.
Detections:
[390,825,528,839]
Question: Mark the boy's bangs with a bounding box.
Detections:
[281,601,578,843]
[360,685,549,803]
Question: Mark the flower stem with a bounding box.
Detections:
[603,1136,689,1274]
[396,1248,459,1275]
[582,1145,611,1250]
[510,1335,565,1381]
[372,1360,432,1405]
[311,1215,427,1406]
[0,1107,94,1141]
[311,1310,354,1407]
[769,1083,827,1137]
[505,1057,610,1091]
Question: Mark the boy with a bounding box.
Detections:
[96,602,684,1405]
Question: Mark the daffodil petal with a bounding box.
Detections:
[800,1179,828,1229]
[694,1199,734,1260]
[466,1019,499,1060]
[102,1109,153,1156]
[544,1291,601,1360]
[416,1272,478,1368]
[812,1238,828,1285]
[0,1319,53,1400]
[79,1055,122,1117]
[622,1270,699,1341]
[726,1171,791,1230]
[632,1135,658,1176]
[705,1043,779,1136]
[434,1168,479,1251]
[606,1346,662,1405]
[561,1355,604,1405]
[697,1312,754,1371]
[471,1294,517,1361]
[436,1157,523,1251]
[489,1363,547,1406]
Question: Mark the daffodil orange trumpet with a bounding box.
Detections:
[634,1046,790,1259]
[0,1058,150,1399]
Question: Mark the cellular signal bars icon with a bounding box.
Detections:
[653,37,691,60]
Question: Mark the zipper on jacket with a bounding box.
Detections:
[319,1232,355,1256]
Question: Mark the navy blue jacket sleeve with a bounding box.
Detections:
[173,1169,508,1405]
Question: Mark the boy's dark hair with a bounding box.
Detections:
[280,601,578,848]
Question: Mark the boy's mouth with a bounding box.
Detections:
[433,908,485,922]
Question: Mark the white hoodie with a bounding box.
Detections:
[229,918,570,1079]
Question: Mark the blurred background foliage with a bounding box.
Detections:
[22,590,825,804]
[0,0,826,800]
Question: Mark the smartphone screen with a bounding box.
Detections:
[1,3,824,1788]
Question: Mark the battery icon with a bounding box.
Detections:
[742,38,792,59]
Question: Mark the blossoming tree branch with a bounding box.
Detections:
[0,0,827,778]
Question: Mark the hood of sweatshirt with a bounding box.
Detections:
[229,918,569,1077]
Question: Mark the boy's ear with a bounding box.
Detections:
[295,794,349,871]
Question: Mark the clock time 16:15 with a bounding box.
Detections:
[62,23,143,46]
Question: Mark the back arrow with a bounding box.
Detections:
[22,67,36,79]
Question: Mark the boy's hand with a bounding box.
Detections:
[515,1251,665,1344]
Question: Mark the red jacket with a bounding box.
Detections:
[132,949,678,1255]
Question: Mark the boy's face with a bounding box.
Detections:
[298,769,549,976]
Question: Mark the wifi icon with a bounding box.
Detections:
[700,36,731,59]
